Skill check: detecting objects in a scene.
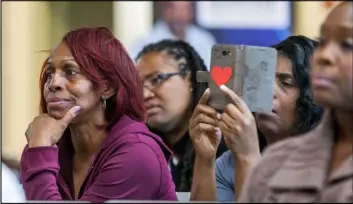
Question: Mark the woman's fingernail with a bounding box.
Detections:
[215,128,222,138]
[75,106,81,114]
[217,113,222,120]
[220,85,226,91]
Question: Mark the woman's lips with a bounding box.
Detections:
[146,105,161,116]
[47,100,74,109]
[311,76,334,88]
[257,109,278,119]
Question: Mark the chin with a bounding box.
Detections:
[147,117,174,132]
[258,122,280,136]
[313,93,339,109]
[47,110,66,120]
[312,87,339,105]
[47,106,72,119]
[146,117,163,129]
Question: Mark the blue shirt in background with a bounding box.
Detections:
[215,150,236,202]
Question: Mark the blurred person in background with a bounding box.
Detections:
[135,39,228,192]
[20,27,177,202]
[238,2,352,202]
[129,1,216,69]
[189,35,324,201]
[2,162,26,202]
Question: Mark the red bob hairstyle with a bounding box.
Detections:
[39,27,145,127]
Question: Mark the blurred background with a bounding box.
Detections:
[1,1,339,164]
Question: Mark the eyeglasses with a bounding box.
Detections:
[142,71,187,91]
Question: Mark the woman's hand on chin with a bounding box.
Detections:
[26,106,81,148]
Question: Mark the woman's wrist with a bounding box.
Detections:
[28,138,53,148]
[233,153,261,166]
[195,155,216,168]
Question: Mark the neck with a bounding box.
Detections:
[69,106,108,160]
[163,120,189,149]
[333,109,353,143]
[262,128,291,145]
[168,25,186,40]
[174,31,185,40]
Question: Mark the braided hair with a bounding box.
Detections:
[136,39,208,191]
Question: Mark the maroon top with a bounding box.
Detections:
[20,115,177,202]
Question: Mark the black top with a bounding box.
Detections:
[150,128,228,192]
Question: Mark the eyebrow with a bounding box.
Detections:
[276,72,293,78]
[144,71,162,80]
[47,57,76,63]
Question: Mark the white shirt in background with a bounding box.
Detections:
[129,21,217,70]
[2,163,26,203]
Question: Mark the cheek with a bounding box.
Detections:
[43,83,50,97]
[277,89,300,124]
[67,81,100,107]
[341,57,353,96]
[157,80,191,112]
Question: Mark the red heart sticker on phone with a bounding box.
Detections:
[211,66,233,87]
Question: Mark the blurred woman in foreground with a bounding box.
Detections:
[238,2,352,202]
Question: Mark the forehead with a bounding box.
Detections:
[48,42,74,62]
[276,55,293,74]
[323,3,353,28]
[136,51,179,77]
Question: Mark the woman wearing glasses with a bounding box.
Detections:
[135,39,228,192]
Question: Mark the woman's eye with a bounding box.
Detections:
[340,41,353,51]
[44,69,54,81]
[151,77,163,85]
[66,69,77,76]
[279,79,295,88]
[281,82,292,87]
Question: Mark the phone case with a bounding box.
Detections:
[207,44,277,113]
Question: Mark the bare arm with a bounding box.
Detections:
[234,154,261,201]
[190,157,217,201]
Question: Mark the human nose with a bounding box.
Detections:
[143,86,155,100]
[314,43,336,68]
[48,73,65,92]
[273,82,279,100]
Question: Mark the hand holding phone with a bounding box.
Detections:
[197,44,277,113]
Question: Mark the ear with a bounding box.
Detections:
[101,86,116,99]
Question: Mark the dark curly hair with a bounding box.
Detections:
[272,35,323,135]
[258,35,324,150]
[136,39,208,192]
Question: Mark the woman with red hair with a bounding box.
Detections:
[20,27,177,202]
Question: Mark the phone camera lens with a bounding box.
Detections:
[221,51,231,56]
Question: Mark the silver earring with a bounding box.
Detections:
[190,88,193,92]
[101,97,106,109]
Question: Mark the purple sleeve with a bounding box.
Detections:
[20,142,177,202]
[20,145,62,200]
[81,142,177,201]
